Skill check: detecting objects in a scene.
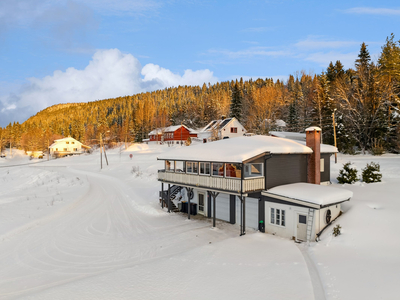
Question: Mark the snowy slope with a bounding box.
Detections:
[0,145,399,299]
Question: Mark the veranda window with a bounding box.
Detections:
[244,163,264,178]
[165,160,175,172]
[225,163,242,178]
[199,162,210,175]
[186,162,198,174]
[212,163,224,176]
[175,161,185,173]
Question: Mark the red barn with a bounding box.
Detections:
[164,125,197,145]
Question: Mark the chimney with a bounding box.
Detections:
[221,115,226,120]
[306,126,322,185]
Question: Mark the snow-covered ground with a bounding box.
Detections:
[0,145,399,299]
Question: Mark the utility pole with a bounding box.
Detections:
[332,109,338,164]
[100,134,103,169]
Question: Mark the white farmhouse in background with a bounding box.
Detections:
[198,117,247,143]
[49,136,91,157]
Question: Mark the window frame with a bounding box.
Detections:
[199,162,211,176]
[270,207,286,227]
[230,127,238,133]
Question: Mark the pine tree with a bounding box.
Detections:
[229,81,243,122]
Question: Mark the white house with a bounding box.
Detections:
[49,136,91,157]
[157,127,352,242]
[198,117,247,143]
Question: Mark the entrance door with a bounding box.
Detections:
[198,193,205,215]
[297,214,307,241]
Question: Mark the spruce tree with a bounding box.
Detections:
[229,81,243,122]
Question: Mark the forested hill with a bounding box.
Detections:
[1,35,400,154]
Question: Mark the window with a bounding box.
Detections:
[212,163,224,176]
[176,161,185,173]
[225,163,242,178]
[270,208,285,226]
[186,162,198,174]
[165,160,175,172]
[199,162,210,175]
[320,158,325,172]
[230,127,237,133]
[73,148,78,151]
[72,142,75,144]
[66,142,69,144]
[244,163,263,178]
[64,148,67,151]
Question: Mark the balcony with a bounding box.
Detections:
[158,171,264,194]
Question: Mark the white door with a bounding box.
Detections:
[236,197,259,230]
[297,214,307,241]
[198,193,205,215]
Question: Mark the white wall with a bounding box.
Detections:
[220,119,247,139]
[50,138,82,153]
[315,204,341,235]
[264,203,310,240]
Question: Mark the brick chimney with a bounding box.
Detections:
[306,126,322,185]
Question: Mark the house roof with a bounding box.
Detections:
[269,132,338,153]
[264,183,353,207]
[157,135,313,163]
[149,128,163,135]
[201,117,243,133]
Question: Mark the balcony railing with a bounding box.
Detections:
[158,171,264,193]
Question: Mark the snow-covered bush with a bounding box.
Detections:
[337,162,358,184]
[333,224,341,237]
[362,162,382,183]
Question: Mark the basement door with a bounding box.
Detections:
[297,214,307,241]
[198,193,205,215]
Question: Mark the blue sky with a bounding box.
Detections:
[1,0,399,126]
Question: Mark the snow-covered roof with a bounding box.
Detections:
[264,183,353,207]
[158,135,312,163]
[269,131,306,141]
[149,129,162,135]
[296,141,338,153]
[201,118,236,132]
[54,136,82,143]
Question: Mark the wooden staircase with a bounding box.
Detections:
[159,185,182,212]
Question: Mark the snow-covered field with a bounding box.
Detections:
[0,145,399,299]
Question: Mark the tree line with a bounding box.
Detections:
[1,34,399,155]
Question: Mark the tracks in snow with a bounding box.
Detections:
[0,167,218,299]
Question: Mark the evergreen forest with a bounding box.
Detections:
[1,35,400,155]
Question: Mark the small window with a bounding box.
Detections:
[176,161,185,173]
[212,163,224,176]
[64,148,67,151]
[186,162,198,174]
[72,142,75,144]
[166,160,175,172]
[320,158,325,172]
[244,163,263,178]
[199,162,210,175]
[225,163,242,178]
[230,127,237,133]
[299,215,307,224]
[271,208,285,227]
[66,141,69,144]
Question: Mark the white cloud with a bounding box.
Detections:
[344,7,400,15]
[304,51,358,68]
[295,36,360,50]
[208,47,291,59]
[0,49,217,126]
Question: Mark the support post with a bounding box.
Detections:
[167,184,171,213]
[239,196,246,236]
[213,193,216,228]
[332,109,338,164]
[161,183,164,208]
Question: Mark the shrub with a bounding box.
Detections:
[333,224,341,237]
[337,162,358,184]
[362,162,382,183]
